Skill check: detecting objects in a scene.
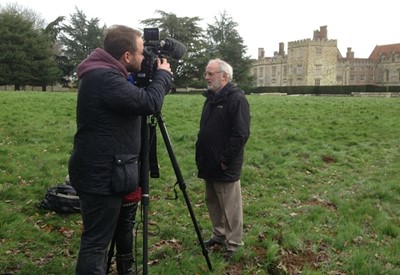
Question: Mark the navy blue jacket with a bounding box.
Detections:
[68,48,173,195]
[195,83,250,182]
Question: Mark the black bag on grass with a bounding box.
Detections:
[39,183,80,214]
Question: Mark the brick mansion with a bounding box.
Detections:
[252,26,400,87]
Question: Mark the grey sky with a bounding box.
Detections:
[7,0,399,59]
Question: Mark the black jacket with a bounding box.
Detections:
[195,83,250,182]
[68,48,173,195]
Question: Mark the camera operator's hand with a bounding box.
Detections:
[156,58,172,74]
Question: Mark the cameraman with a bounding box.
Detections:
[68,25,173,274]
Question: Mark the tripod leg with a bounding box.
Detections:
[140,116,150,275]
[156,114,213,271]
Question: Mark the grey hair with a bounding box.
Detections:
[208,58,233,81]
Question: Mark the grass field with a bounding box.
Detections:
[1,91,399,274]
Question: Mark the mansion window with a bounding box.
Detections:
[315,65,322,76]
[258,67,264,77]
[298,48,303,58]
[297,65,303,75]
[385,70,389,81]
[272,66,277,77]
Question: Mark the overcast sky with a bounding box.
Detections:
[5,0,399,59]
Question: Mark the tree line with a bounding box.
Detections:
[0,4,255,91]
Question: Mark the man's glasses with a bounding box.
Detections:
[204,71,222,77]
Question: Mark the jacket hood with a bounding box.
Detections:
[76,48,128,79]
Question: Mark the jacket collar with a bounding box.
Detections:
[204,83,235,104]
[76,48,128,79]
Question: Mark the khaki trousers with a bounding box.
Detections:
[205,180,244,251]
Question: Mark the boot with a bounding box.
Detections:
[115,253,134,275]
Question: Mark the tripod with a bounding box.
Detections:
[140,112,213,274]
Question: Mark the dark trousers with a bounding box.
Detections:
[76,193,123,275]
[114,202,138,254]
[111,202,138,274]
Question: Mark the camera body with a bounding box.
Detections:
[134,28,187,88]
[134,28,161,88]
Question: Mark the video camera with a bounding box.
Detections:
[134,28,187,88]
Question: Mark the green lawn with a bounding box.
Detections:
[1,91,399,274]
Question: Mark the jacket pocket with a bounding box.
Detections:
[112,154,139,194]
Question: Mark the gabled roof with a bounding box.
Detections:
[369,43,400,61]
